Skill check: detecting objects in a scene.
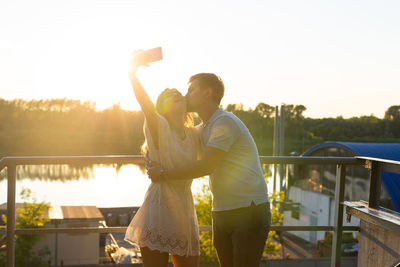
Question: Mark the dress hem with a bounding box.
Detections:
[124,237,200,257]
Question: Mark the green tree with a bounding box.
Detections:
[0,188,51,267]
[255,103,275,119]
[2,97,400,159]
[384,105,400,137]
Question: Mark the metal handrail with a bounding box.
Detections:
[0,156,364,173]
[0,225,360,235]
[0,155,144,172]
[260,156,363,165]
[1,155,365,267]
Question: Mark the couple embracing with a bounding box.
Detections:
[124,53,270,267]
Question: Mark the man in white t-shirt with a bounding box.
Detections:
[148,73,270,267]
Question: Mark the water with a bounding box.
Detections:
[0,164,209,207]
[0,164,279,207]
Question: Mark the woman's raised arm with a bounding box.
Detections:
[128,69,159,149]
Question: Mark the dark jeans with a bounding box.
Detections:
[212,202,271,267]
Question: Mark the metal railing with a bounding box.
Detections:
[346,157,400,234]
[0,155,365,267]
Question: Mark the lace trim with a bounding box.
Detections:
[125,228,200,257]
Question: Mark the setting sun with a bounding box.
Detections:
[1,0,399,117]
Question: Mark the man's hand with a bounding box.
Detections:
[144,151,152,168]
[146,159,163,183]
[145,147,227,181]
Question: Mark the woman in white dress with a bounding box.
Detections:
[124,52,200,267]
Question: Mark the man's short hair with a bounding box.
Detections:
[188,73,225,105]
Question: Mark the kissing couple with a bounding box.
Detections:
[124,51,271,267]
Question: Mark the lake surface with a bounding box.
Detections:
[0,164,279,207]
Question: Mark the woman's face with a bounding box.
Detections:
[162,88,187,118]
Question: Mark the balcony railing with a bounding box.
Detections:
[0,155,367,267]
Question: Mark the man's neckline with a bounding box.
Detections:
[202,108,223,127]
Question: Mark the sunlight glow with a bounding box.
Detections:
[1,1,400,117]
[0,165,211,207]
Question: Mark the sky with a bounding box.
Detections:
[0,0,399,118]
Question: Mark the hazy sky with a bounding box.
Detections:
[1,0,399,118]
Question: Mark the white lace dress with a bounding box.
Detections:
[125,114,200,256]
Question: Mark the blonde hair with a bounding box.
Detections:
[141,88,193,154]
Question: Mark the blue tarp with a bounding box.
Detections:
[381,171,400,212]
[303,142,400,161]
[303,142,400,212]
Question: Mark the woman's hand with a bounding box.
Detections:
[129,50,141,75]
[129,50,150,74]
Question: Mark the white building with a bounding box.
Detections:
[35,205,104,266]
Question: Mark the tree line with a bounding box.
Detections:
[0,98,399,158]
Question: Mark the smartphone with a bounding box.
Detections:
[131,47,162,67]
[142,47,162,64]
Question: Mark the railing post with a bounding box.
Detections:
[368,161,382,209]
[6,163,16,267]
[273,106,279,192]
[279,105,285,190]
[331,164,346,267]
[285,164,289,198]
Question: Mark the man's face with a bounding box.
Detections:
[185,79,204,112]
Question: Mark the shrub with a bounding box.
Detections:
[0,188,51,267]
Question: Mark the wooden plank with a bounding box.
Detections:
[345,204,400,235]
[331,164,346,267]
[358,220,400,267]
[344,201,400,267]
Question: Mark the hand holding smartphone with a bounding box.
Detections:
[131,47,163,66]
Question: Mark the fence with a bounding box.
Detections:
[0,155,366,267]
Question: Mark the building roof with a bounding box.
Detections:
[303,141,400,161]
[50,205,104,220]
[0,204,104,220]
[0,203,24,210]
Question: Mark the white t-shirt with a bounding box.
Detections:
[200,108,269,211]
